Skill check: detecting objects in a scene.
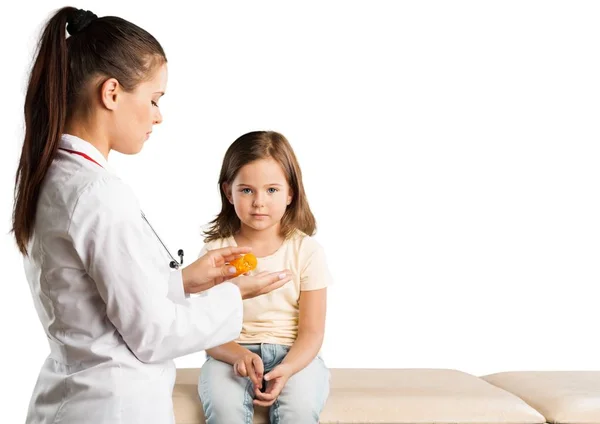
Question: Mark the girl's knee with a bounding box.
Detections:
[200,379,255,424]
[199,359,255,423]
[204,398,252,424]
[273,399,322,424]
[273,359,329,422]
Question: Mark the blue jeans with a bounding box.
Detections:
[198,343,330,424]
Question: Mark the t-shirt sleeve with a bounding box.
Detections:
[299,239,334,291]
[198,240,217,259]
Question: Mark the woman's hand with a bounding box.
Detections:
[181,246,252,294]
[233,271,293,300]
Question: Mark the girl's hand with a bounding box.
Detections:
[234,351,264,391]
[253,363,293,407]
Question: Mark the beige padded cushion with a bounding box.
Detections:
[173,368,545,424]
[483,371,600,424]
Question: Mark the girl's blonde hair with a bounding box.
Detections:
[204,131,316,242]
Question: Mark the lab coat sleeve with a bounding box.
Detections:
[167,269,186,303]
[68,175,243,363]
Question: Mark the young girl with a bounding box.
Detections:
[198,131,332,423]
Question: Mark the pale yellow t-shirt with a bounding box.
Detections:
[199,230,333,346]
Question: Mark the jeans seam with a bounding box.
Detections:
[244,378,254,424]
[271,398,280,424]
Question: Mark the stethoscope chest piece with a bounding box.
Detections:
[169,250,185,269]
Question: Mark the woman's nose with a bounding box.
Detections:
[153,108,163,125]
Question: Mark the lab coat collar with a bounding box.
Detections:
[59,134,114,173]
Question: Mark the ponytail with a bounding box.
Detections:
[12,6,166,255]
[12,7,74,254]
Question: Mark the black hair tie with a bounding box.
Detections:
[67,9,98,35]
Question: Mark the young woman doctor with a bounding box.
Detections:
[11,7,292,424]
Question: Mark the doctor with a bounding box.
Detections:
[11,7,292,424]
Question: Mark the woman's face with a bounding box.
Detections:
[110,62,167,155]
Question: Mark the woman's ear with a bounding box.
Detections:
[222,182,234,204]
[100,78,120,111]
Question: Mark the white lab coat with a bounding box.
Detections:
[23,134,243,424]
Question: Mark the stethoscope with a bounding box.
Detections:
[59,147,184,270]
[140,211,184,269]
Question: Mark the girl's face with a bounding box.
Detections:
[225,157,293,234]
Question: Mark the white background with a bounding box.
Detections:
[2,1,600,421]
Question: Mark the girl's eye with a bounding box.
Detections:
[267,188,278,194]
[241,188,252,194]
[151,100,158,107]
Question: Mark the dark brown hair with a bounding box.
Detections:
[204,131,316,242]
[12,7,166,254]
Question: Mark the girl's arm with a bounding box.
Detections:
[207,342,265,390]
[206,341,250,365]
[281,287,327,375]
